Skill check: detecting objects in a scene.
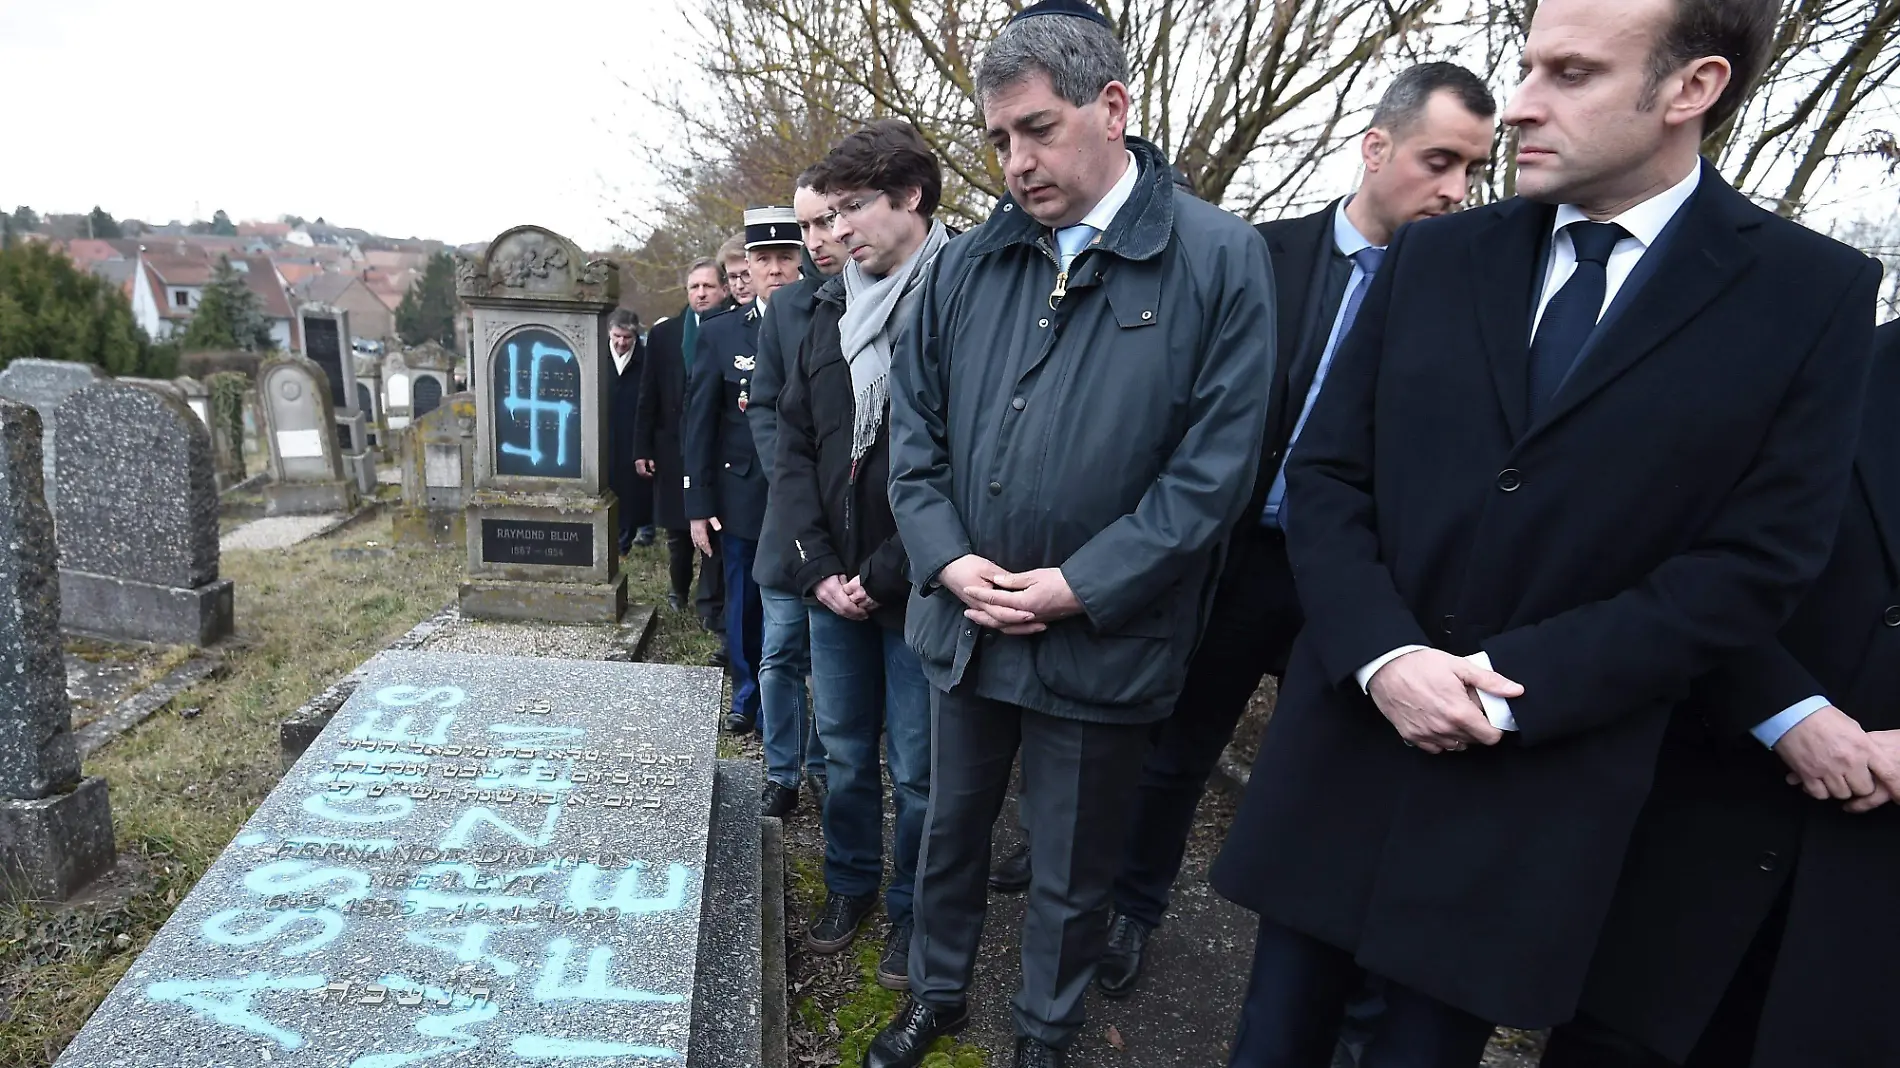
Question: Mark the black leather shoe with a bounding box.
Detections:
[707,647,731,670]
[1095,912,1149,998]
[667,591,685,612]
[633,526,656,547]
[862,997,970,1068]
[876,918,912,991]
[724,712,756,735]
[989,842,1031,892]
[761,782,798,818]
[806,891,876,953]
[1012,1036,1066,1067]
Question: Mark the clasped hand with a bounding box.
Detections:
[1775,707,1900,814]
[1366,648,1521,754]
[814,574,878,621]
[941,554,1082,636]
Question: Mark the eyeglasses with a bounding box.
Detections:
[818,192,885,230]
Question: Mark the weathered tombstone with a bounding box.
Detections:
[354,354,386,454]
[383,350,413,430]
[258,356,359,516]
[175,377,211,426]
[54,380,235,647]
[0,400,116,900]
[0,358,109,514]
[393,392,476,546]
[52,651,755,1068]
[456,226,626,623]
[299,304,375,495]
[406,341,456,420]
[205,371,251,490]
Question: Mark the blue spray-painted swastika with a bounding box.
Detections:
[500,340,577,472]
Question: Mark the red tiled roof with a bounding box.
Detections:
[240,256,295,320]
[274,262,324,287]
[142,243,215,287]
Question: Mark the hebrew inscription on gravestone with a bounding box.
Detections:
[53,652,721,1068]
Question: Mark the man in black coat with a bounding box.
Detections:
[685,208,805,735]
[607,308,654,553]
[874,8,1273,1067]
[1208,0,1880,1064]
[771,120,951,995]
[749,176,848,818]
[1092,61,1497,1003]
[1541,319,1900,1068]
[635,259,728,628]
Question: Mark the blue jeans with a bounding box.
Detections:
[808,607,931,923]
[720,534,763,724]
[759,585,824,788]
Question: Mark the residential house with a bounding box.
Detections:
[131,241,299,349]
[293,271,397,342]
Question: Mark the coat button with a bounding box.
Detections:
[1496,469,1523,492]
[1011,396,1026,410]
[988,481,1002,495]
[1757,850,1780,872]
[1884,605,1900,627]
[1038,318,1049,328]
[1141,310,1153,320]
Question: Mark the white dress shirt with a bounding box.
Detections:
[1353,164,1826,741]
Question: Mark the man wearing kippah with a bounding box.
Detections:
[872,2,1274,1065]
[684,207,805,746]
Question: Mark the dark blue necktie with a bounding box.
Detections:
[1528,221,1626,418]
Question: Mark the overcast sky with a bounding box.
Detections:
[0,0,696,249]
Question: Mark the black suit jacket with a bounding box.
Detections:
[1575,320,1900,1068]
[1210,164,1879,1027]
[634,309,690,530]
[683,302,770,541]
[1251,200,1352,523]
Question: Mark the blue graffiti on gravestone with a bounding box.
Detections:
[492,328,582,479]
[55,652,719,1068]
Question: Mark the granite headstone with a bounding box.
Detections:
[300,305,374,494]
[394,392,476,547]
[0,400,117,899]
[258,356,358,516]
[457,226,626,624]
[0,358,109,514]
[54,380,235,647]
[54,651,728,1067]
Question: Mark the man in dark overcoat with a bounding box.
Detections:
[1540,319,1900,1068]
[636,259,728,626]
[607,308,654,552]
[870,5,1274,1066]
[1209,0,1881,1063]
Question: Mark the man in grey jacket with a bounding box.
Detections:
[869,3,1274,1066]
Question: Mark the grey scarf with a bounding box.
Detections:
[839,219,950,464]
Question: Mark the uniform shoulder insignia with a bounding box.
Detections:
[734,354,756,371]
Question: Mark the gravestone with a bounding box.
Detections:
[456,226,626,623]
[0,400,117,900]
[53,651,749,1067]
[394,392,476,547]
[55,380,235,647]
[0,358,109,514]
[300,304,375,495]
[259,356,359,516]
[383,350,413,431]
[176,376,212,426]
[355,354,386,454]
[406,342,456,420]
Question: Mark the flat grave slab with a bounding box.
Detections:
[57,650,723,1067]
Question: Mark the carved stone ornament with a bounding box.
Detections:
[455,225,619,305]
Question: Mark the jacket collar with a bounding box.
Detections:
[966,135,1176,263]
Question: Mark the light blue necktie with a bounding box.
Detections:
[1263,245,1386,529]
[1055,224,1099,272]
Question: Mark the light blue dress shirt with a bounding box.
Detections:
[1262,199,1379,529]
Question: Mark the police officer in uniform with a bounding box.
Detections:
[685,205,806,735]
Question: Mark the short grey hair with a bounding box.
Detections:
[1367,62,1496,138]
[608,308,640,331]
[682,257,721,287]
[975,15,1130,109]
